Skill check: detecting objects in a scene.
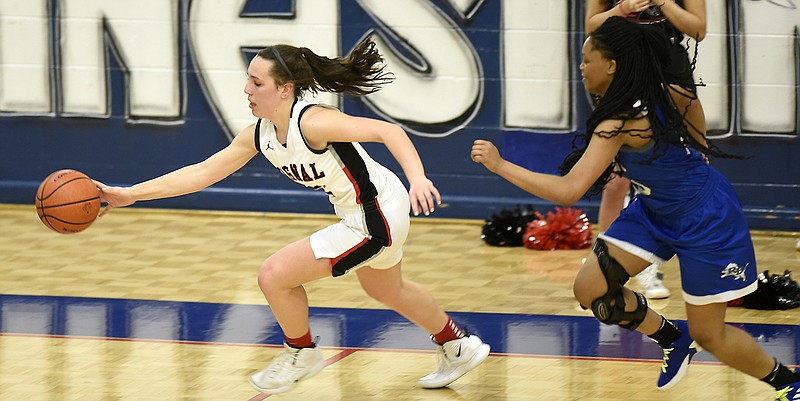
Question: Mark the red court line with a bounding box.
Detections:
[247,348,360,401]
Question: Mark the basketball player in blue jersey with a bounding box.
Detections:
[94,38,490,394]
[471,17,800,400]
[585,0,708,299]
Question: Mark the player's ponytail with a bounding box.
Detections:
[257,38,393,98]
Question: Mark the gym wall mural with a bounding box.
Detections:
[0,0,797,229]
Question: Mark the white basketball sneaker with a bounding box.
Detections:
[419,334,491,389]
[249,343,325,394]
[637,265,671,299]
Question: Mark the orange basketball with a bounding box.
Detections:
[35,169,101,234]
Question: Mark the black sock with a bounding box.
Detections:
[761,359,800,389]
[647,317,680,348]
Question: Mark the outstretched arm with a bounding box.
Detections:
[471,127,625,206]
[95,124,260,216]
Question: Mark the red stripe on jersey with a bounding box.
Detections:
[330,237,370,268]
[374,198,392,247]
[341,166,362,205]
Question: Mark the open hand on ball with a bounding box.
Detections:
[93,180,137,217]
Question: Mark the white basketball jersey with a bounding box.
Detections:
[254,99,412,276]
[254,99,395,213]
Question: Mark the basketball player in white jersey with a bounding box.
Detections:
[93,38,490,395]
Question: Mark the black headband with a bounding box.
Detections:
[270,46,294,80]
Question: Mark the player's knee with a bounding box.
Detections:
[361,282,399,305]
[572,277,598,310]
[585,239,649,330]
[690,331,715,352]
[616,291,647,330]
[684,322,722,352]
[589,289,647,330]
[257,258,280,292]
[364,287,390,304]
[359,272,404,306]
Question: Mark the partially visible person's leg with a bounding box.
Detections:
[637,264,671,299]
[597,176,670,298]
[597,174,629,232]
[669,84,707,144]
[357,264,490,389]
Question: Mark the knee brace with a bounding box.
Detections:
[589,238,648,330]
[618,291,648,331]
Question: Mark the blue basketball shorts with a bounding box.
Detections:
[601,179,757,305]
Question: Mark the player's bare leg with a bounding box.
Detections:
[249,237,332,394]
[357,264,490,389]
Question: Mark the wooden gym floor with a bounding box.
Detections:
[0,203,798,400]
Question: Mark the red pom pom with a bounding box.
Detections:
[523,207,593,250]
[727,298,744,307]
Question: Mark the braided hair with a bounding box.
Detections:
[560,16,734,196]
[257,38,394,98]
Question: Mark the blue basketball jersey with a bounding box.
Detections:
[615,139,709,217]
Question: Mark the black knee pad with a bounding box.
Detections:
[589,239,646,329]
[618,291,648,330]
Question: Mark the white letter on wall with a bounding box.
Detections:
[503,0,569,130]
[740,2,798,134]
[357,0,482,137]
[59,0,180,119]
[695,1,730,135]
[0,0,51,113]
[189,0,338,137]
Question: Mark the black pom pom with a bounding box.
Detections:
[742,270,800,310]
[481,205,538,247]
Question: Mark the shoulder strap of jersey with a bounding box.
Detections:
[253,119,262,151]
